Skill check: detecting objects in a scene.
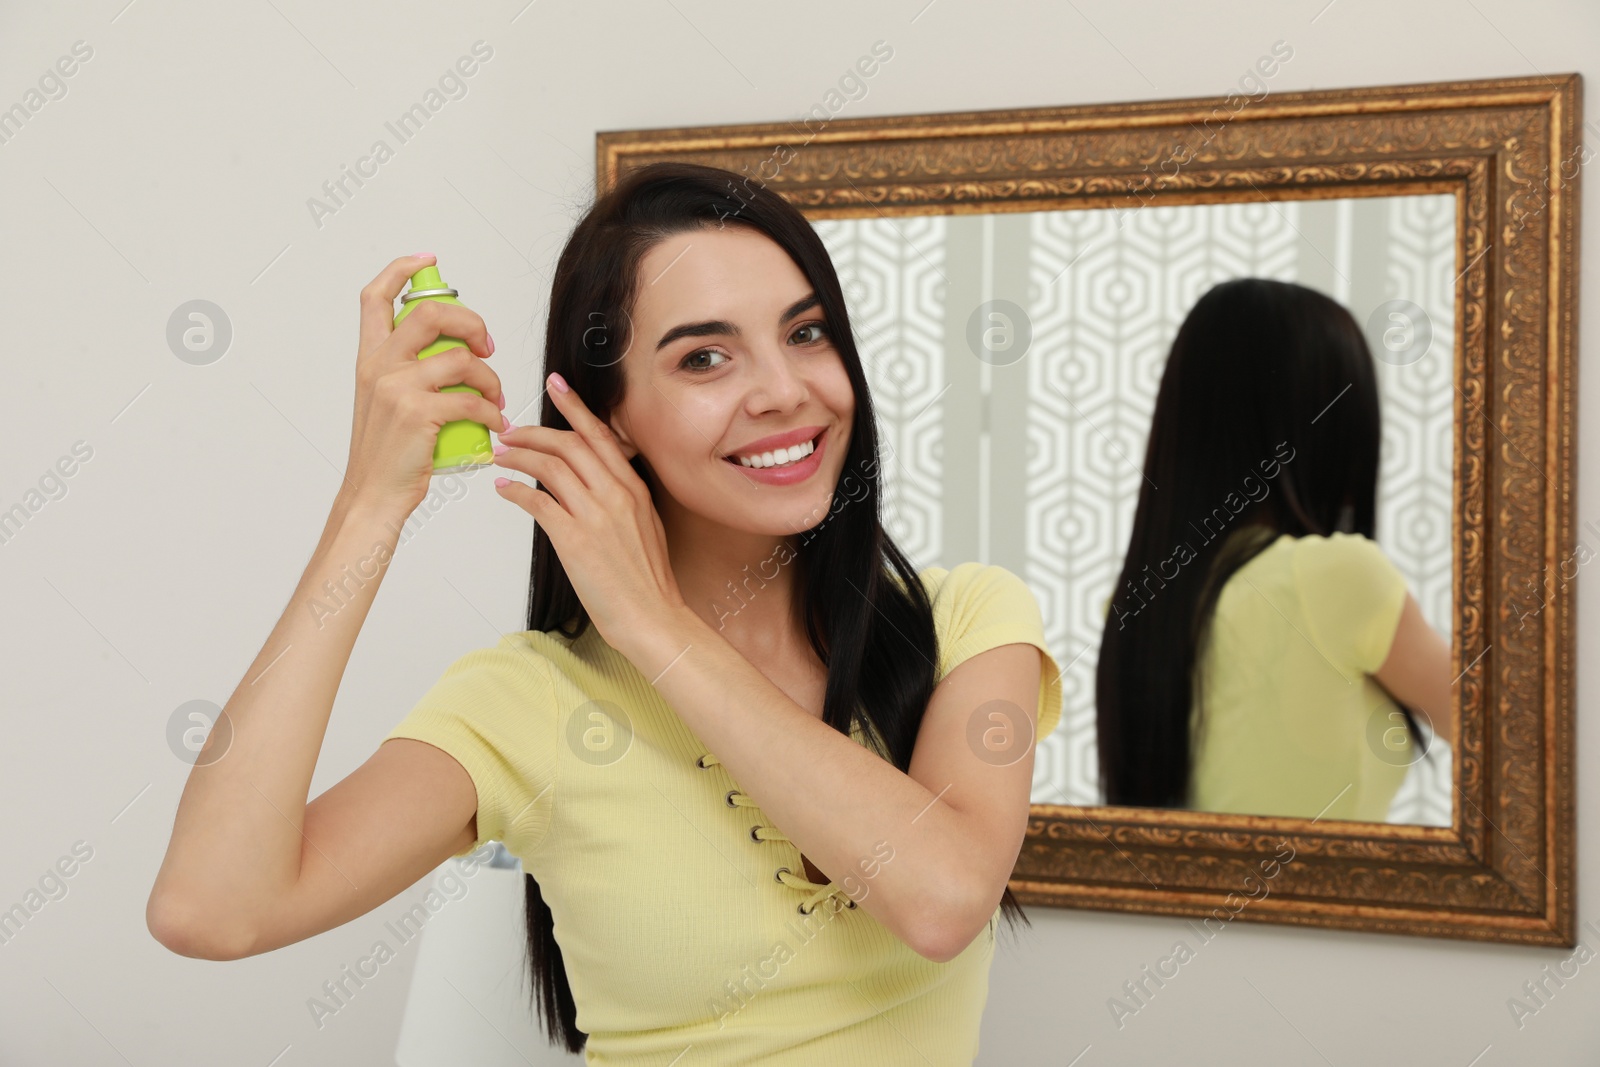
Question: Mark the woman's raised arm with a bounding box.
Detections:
[145,255,505,959]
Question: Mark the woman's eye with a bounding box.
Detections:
[790,322,829,345]
[681,348,729,372]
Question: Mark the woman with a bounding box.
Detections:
[146,162,1063,1065]
[1094,277,1454,821]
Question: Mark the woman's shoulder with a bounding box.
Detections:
[912,561,1042,634]
[1288,529,1385,553]
[431,630,568,688]
[908,559,1030,601]
[1282,532,1409,668]
[516,623,582,650]
[422,624,586,688]
[914,560,1025,595]
[1284,531,1402,587]
[459,625,573,657]
[502,625,592,676]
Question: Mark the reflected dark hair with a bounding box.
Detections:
[517,161,1031,1054]
[1094,277,1427,808]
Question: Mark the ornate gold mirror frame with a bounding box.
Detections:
[596,73,1580,946]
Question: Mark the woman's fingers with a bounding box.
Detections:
[406,344,506,411]
[492,441,595,518]
[384,300,493,366]
[539,373,642,488]
[396,350,503,430]
[493,475,571,538]
[497,425,622,500]
[357,254,437,362]
[427,385,506,437]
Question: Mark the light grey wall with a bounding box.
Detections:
[0,1,1594,1064]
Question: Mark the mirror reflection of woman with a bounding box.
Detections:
[1095,277,1454,821]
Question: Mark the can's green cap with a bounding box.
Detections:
[410,264,446,291]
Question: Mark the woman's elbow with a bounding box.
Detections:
[146,890,255,961]
[912,881,993,964]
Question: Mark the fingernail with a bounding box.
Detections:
[493,442,508,456]
[498,391,507,410]
[487,332,496,356]
[502,415,513,432]
[494,477,510,488]
[413,251,435,259]
[549,372,569,394]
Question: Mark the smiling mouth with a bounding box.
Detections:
[722,430,825,469]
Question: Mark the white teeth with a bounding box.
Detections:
[736,437,815,469]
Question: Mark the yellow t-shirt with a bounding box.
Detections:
[1189,531,1413,822]
[383,562,1062,1066]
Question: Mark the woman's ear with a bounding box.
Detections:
[608,411,639,461]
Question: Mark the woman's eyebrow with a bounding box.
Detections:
[654,293,821,352]
[779,293,820,322]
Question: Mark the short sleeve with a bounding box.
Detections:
[1291,533,1409,675]
[382,633,559,859]
[930,562,1064,741]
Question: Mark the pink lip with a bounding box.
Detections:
[724,424,825,459]
[724,427,827,486]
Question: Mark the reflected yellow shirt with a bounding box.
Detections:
[384,562,1062,1066]
[1189,532,1412,822]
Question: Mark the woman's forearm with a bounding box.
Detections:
[621,606,983,960]
[147,491,406,948]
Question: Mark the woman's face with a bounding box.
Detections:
[607,224,856,541]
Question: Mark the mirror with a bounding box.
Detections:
[810,193,1457,827]
[597,71,1580,946]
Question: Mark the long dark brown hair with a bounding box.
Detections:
[517,161,1031,1054]
[1095,277,1429,808]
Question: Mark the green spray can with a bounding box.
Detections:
[394,262,494,474]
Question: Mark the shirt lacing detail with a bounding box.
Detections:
[695,751,858,916]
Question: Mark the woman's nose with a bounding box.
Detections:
[746,346,809,407]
